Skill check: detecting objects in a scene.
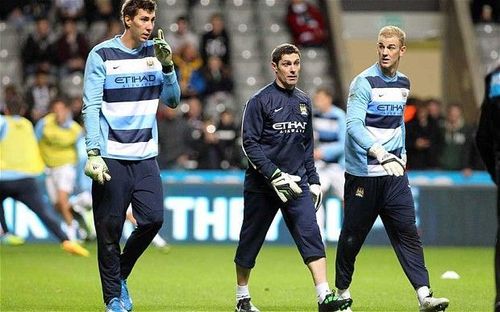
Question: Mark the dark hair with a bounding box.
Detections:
[5,98,25,116]
[271,43,300,64]
[121,0,157,29]
[50,97,71,109]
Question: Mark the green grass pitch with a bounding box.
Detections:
[0,243,494,311]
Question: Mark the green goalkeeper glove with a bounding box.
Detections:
[84,149,111,185]
[270,169,302,203]
[153,28,173,67]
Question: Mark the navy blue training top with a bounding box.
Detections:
[241,81,320,193]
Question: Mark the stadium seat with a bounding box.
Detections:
[226,8,255,31]
[0,60,22,86]
[190,0,223,33]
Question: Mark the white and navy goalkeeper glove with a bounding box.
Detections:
[309,184,322,211]
[270,169,302,203]
[368,143,405,177]
[84,149,111,185]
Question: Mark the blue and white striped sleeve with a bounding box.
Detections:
[160,71,181,108]
[321,108,346,161]
[82,49,106,151]
[346,76,375,150]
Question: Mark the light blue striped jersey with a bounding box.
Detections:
[345,63,409,176]
[82,36,180,160]
[313,105,346,167]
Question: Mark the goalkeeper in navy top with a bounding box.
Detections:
[233,43,352,312]
[334,26,449,312]
[81,1,180,311]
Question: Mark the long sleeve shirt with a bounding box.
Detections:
[82,36,180,160]
[241,81,319,192]
[345,63,409,177]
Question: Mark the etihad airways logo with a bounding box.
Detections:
[115,74,157,84]
[376,104,404,114]
[273,121,307,133]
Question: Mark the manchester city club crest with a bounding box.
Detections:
[299,103,308,116]
[146,57,155,67]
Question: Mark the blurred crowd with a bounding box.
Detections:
[0,0,244,170]
[0,0,488,174]
[404,97,484,175]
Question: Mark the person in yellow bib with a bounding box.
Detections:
[35,97,83,241]
[0,99,88,256]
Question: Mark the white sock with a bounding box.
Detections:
[152,234,167,247]
[315,282,332,303]
[416,286,431,303]
[236,284,250,301]
[65,221,79,241]
[338,288,351,299]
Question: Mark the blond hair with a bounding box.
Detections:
[378,26,406,46]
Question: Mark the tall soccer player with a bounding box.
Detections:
[334,26,449,311]
[82,0,180,311]
[234,43,352,312]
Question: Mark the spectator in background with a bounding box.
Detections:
[174,42,206,99]
[286,0,327,47]
[403,96,418,123]
[200,13,231,65]
[203,55,234,97]
[26,69,58,123]
[35,98,83,242]
[53,18,90,77]
[211,110,242,169]
[84,0,119,24]
[21,17,56,78]
[405,100,442,170]
[157,105,192,169]
[202,55,235,119]
[183,96,209,169]
[471,0,500,23]
[54,0,85,21]
[438,103,475,174]
[475,64,500,312]
[426,97,444,127]
[166,15,199,54]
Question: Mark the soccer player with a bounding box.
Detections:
[334,26,449,311]
[312,87,346,237]
[81,0,180,311]
[0,99,89,256]
[476,64,500,312]
[35,98,83,241]
[234,43,352,312]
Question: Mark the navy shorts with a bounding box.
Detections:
[234,189,325,268]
